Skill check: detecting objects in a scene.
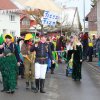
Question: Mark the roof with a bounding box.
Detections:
[25,0,61,13]
[11,0,25,9]
[20,15,30,20]
[0,0,18,10]
[85,5,97,21]
[15,0,26,5]
[59,7,80,27]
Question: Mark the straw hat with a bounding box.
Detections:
[3,34,14,42]
[25,33,33,40]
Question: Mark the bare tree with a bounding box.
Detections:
[25,9,45,33]
[59,8,80,34]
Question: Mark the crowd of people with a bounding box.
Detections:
[80,32,100,64]
[0,32,99,94]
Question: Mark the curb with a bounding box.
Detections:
[85,61,100,73]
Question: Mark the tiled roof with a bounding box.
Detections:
[0,0,18,10]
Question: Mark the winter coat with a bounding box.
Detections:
[96,39,100,52]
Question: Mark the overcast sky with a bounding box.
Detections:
[54,0,91,25]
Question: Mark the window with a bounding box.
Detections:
[22,18,30,26]
[9,15,15,21]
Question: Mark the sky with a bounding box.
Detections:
[54,0,92,25]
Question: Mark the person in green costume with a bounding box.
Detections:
[0,35,4,45]
[0,34,20,94]
[0,35,4,83]
[50,37,58,74]
[72,37,83,81]
[0,44,4,83]
[68,36,83,81]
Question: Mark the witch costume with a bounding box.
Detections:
[72,45,82,81]
[68,44,82,81]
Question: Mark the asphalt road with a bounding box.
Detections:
[0,62,100,100]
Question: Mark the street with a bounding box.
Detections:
[0,62,100,100]
[0,0,99,100]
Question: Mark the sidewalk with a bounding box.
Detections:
[86,57,100,71]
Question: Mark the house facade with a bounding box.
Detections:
[20,15,37,32]
[97,0,100,34]
[0,0,20,37]
[85,5,97,36]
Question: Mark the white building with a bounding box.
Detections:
[97,0,100,34]
[59,7,81,32]
[0,0,20,37]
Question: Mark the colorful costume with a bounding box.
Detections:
[87,42,93,62]
[0,43,20,93]
[21,42,35,90]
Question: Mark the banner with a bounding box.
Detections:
[41,11,59,26]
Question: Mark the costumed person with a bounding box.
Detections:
[51,51,58,74]
[47,37,56,74]
[35,33,40,42]
[0,34,20,94]
[30,34,54,93]
[82,32,89,60]
[21,33,36,91]
[72,36,83,81]
[87,40,93,62]
[68,36,83,81]
[46,38,51,72]
[66,39,74,76]
[56,36,63,63]
[0,35,4,83]
[62,36,67,50]
[50,37,57,74]
[66,39,74,51]
[16,38,24,79]
[96,36,100,67]
[92,35,97,57]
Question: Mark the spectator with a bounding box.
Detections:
[96,36,100,66]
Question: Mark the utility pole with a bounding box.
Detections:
[60,2,63,36]
[83,0,85,34]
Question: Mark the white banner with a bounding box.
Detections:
[41,11,59,26]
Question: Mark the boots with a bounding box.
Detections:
[40,79,45,93]
[26,82,29,89]
[51,64,55,74]
[35,79,40,93]
[51,68,54,74]
[31,82,38,93]
[31,82,36,90]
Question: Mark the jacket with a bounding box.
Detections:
[30,42,53,64]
